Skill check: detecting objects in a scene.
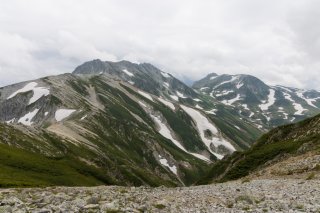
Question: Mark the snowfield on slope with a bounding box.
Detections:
[259,89,276,111]
[180,105,235,159]
[7,82,50,105]
[18,108,39,126]
[138,90,153,101]
[158,98,175,110]
[158,155,177,175]
[55,109,76,122]
[122,69,134,77]
[283,93,307,115]
[149,113,210,162]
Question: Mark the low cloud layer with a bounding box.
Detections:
[0,0,319,89]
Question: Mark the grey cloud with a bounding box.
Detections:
[0,0,319,90]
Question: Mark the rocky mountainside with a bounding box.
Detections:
[199,112,320,184]
[0,60,263,187]
[193,73,320,130]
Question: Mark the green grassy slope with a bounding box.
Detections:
[198,114,320,184]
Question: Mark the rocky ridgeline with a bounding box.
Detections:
[0,179,319,213]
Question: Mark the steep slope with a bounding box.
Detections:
[0,74,211,186]
[198,113,320,184]
[193,73,320,130]
[73,60,263,149]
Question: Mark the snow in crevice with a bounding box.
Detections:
[80,115,87,120]
[6,118,15,124]
[163,82,170,88]
[205,109,218,115]
[259,89,276,111]
[18,108,39,126]
[158,98,175,110]
[200,87,210,91]
[221,94,242,106]
[193,98,202,102]
[180,105,236,159]
[122,69,134,77]
[158,155,177,175]
[128,81,135,85]
[170,95,179,101]
[176,91,187,99]
[7,82,50,105]
[138,101,147,108]
[236,82,244,89]
[210,76,218,80]
[213,76,238,89]
[215,90,233,97]
[283,92,307,115]
[138,90,153,101]
[44,112,49,116]
[242,104,249,110]
[55,109,76,122]
[161,72,170,78]
[150,113,210,162]
[296,91,319,108]
[195,104,203,110]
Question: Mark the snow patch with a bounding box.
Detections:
[158,98,175,110]
[55,109,76,122]
[161,72,170,78]
[283,93,307,115]
[44,112,49,116]
[128,81,135,85]
[138,90,153,101]
[180,105,236,159]
[170,95,179,101]
[163,82,170,88]
[193,98,202,102]
[205,109,218,115]
[195,104,203,109]
[200,87,210,91]
[18,108,39,126]
[122,69,134,77]
[259,89,276,111]
[6,118,15,124]
[80,115,87,120]
[221,94,242,106]
[158,155,177,175]
[138,101,147,108]
[150,113,210,162]
[296,91,319,108]
[176,91,187,99]
[213,76,238,89]
[215,90,233,97]
[7,82,50,105]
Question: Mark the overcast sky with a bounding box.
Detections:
[0,0,319,89]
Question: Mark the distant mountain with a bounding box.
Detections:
[0,60,261,187]
[193,73,320,130]
[1,59,318,187]
[198,113,320,184]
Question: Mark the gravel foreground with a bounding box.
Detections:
[0,179,319,213]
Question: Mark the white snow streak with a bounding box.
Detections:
[138,90,153,101]
[55,109,76,122]
[122,69,134,77]
[296,91,319,108]
[259,89,276,111]
[176,91,187,99]
[158,98,175,110]
[158,155,177,175]
[150,114,210,162]
[18,108,39,126]
[180,105,235,159]
[283,93,307,115]
[7,82,50,105]
[221,94,241,106]
[170,95,179,101]
[161,72,170,78]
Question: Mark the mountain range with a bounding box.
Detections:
[0,59,319,187]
